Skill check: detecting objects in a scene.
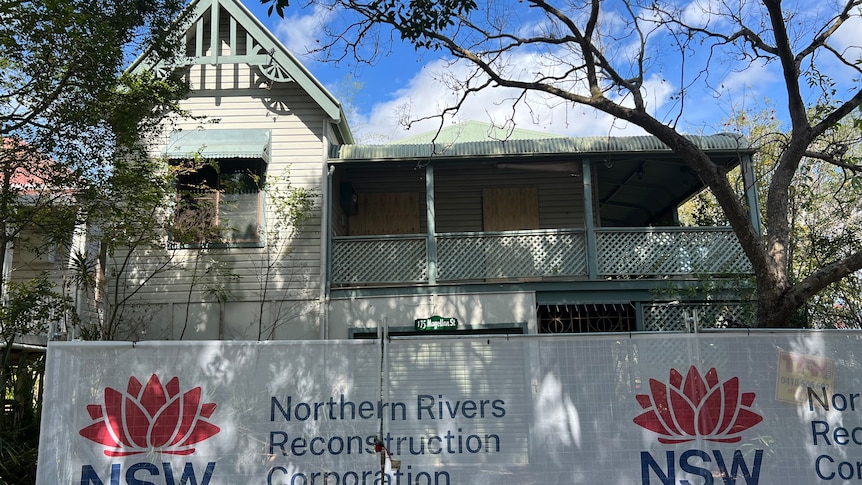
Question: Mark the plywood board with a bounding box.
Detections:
[482,187,539,231]
[350,192,421,235]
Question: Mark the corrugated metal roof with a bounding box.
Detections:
[388,120,568,145]
[330,132,751,161]
[165,129,271,161]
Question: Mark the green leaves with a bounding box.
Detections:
[2,0,186,145]
[0,0,189,342]
[262,0,290,18]
[259,0,477,48]
[107,72,190,146]
[371,0,477,48]
[0,276,72,340]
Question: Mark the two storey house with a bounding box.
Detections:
[6,0,760,345]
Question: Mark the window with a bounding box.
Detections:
[172,157,265,246]
[165,128,270,246]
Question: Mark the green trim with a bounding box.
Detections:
[582,158,598,279]
[329,277,731,300]
[165,129,272,161]
[349,322,527,338]
[129,0,353,143]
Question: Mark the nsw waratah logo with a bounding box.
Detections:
[79,374,220,456]
[633,366,763,444]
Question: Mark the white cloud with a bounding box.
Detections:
[273,5,334,60]
[351,52,680,142]
[827,14,862,71]
[268,4,737,142]
[681,0,734,28]
[715,59,776,99]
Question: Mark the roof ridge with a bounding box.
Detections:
[388,120,568,145]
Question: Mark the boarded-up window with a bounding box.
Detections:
[349,192,420,235]
[482,187,539,231]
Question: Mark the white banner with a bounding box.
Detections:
[36,332,862,484]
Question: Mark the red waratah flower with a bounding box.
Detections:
[633,366,763,444]
[79,374,220,456]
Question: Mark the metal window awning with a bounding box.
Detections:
[165,129,271,162]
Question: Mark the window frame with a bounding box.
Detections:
[170,157,267,249]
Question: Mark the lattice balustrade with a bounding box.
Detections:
[331,236,427,285]
[643,302,751,332]
[596,228,751,277]
[436,230,587,281]
[331,228,750,286]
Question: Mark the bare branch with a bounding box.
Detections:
[803,151,862,172]
[295,0,862,327]
[795,0,862,69]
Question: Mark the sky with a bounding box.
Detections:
[237,0,862,144]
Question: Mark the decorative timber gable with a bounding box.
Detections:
[130,0,352,142]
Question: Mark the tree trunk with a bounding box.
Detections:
[755,284,794,328]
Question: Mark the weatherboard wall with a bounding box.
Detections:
[434,166,584,232]
[103,61,331,340]
[327,291,538,339]
[336,163,585,236]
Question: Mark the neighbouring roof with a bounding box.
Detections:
[128,0,353,143]
[331,126,752,161]
[388,120,569,145]
[1,138,73,194]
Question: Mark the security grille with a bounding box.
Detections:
[538,303,636,333]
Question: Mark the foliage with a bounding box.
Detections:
[0,277,68,484]
[252,170,316,339]
[0,0,187,170]
[679,109,783,228]
[72,156,182,341]
[1,0,189,477]
[680,107,862,328]
[0,354,43,484]
[330,77,391,143]
[0,0,189,300]
[263,0,862,328]
[0,277,71,345]
[266,171,317,233]
[262,0,291,18]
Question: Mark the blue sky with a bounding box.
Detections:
[239,0,862,143]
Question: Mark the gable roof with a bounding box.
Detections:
[129,0,353,143]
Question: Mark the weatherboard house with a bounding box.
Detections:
[28,3,862,483]
[7,0,760,345]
